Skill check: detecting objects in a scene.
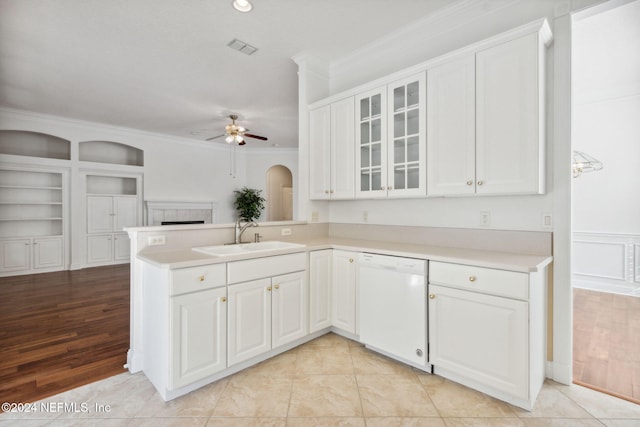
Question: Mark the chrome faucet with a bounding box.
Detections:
[235,219,258,244]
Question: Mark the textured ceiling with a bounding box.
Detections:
[0,0,454,147]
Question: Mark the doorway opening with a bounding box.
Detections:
[266,165,293,221]
[571,0,640,404]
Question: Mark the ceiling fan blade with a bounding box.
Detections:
[205,134,226,141]
[238,141,247,146]
[244,133,268,141]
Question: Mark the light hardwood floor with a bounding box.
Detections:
[573,287,640,404]
[0,265,130,406]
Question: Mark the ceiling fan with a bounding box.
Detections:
[206,114,268,145]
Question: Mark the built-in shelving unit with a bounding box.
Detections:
[85,174,141,266]
[79,141,144,166]
[0,167,66,275]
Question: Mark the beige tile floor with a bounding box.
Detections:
[2,333,639,426]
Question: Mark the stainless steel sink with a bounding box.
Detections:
[192,241,305,257]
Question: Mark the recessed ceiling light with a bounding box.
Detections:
[190,131,199,135]
[232,0,252,12]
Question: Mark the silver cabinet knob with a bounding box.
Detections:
[466,180,473,186]
[477,180,484,186]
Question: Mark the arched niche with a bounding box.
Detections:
[0,130,71,160]
[266,165,293,221]
[79,141,144,166]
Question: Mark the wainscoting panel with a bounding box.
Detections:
[572,232,640,295]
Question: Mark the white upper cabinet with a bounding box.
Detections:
[475,32,544,195]
[427,55,476,196]
[309,105,331,200]
[309,97,355,200]
[427,28,548,197]
[356,73,426,199]
[387,74,426,198]
[356,87,387,199]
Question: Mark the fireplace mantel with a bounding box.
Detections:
[145,200,216,226]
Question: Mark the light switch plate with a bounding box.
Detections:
[281,228,291,236]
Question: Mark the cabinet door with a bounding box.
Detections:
[0,238,31,272]
[429,284,528,399]
[86,235,113,264]
[476,33,543,195]
[227,278,272,366]
[427,55,476,196]
[387,73,426,197]
[309,105,332,200]
[309,250,332,333]
[356,87,387,199]
[113,233,130,261]
[114,197,138,231]
[87,196,114,233]
[272,271,308,348]
[332,250,357,334]
[170,287,227,389]
[33,236,63,269]
[330,97,356,199]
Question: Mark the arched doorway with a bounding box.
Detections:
[266,165,293,221]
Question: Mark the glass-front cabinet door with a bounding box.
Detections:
[355,87,387,199]
[387,73,426,197]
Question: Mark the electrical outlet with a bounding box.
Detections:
[311,211,319,222]
[362,211,368,222]
[480,211,491,227]
[281,228,291,236]
[148,235,166,246]
[542,213,553,228]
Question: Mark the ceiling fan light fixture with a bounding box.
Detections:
[232,0,252,13]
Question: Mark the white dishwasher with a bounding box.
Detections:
[359,253,429,369]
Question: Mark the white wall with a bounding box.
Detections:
[571,0,640,295]
[0,108,300,225]
[572,0,640,234]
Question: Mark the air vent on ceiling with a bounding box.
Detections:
[227,38,258,55]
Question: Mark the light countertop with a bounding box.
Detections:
[137,236,552,273]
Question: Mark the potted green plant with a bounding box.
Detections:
[233,187,266,222]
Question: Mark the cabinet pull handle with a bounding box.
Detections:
[330,190,334,194]
[267,286,272,291]
[325,190,329,194]
[477,180,484,186]
[429,294,435,299]
[380,187,385,191]
[199,275,205,282]
[349,258,354,263]
[221,296,227,303]
[274,284,280,290]
[387,186,392,191]
[466,180,473,186]
[469,276,476,282]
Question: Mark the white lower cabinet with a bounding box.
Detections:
[227,253,308,367]
[227,278,272,366]
[308,250,333,333]
[142,262,227,400]
[0,236,63,274]
[171,286,227,389]
[228,271,307,366]
[86,233,130,265]
[331,250,358,334]
[428,261,546,410]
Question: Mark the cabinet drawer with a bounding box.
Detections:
[170,263,226,296]
[227,252,306,284]
[429,261,528,300]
